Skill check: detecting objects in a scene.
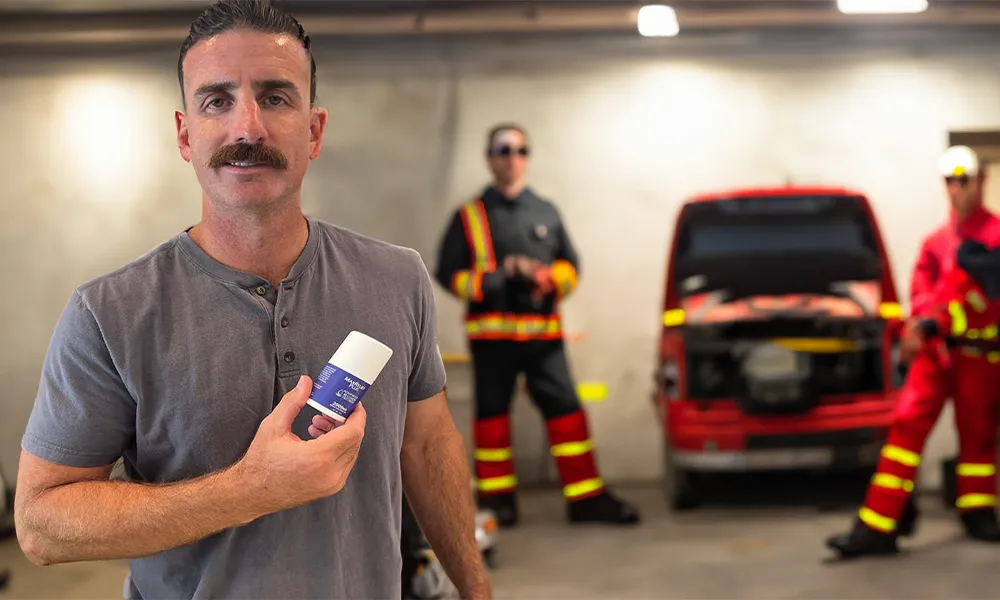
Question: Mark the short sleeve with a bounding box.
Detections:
[21,290,137,468]
[407,253,448,402]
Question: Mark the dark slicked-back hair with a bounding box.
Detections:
[177,0,316,107]
[486,123,529,150]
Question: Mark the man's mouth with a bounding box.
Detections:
[226,161,267,168]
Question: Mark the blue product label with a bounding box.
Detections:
[309,363,370,419]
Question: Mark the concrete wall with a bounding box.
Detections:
[4,29,1000,489]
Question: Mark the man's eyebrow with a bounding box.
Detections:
[254,79,302,100]
[193,81,236,101]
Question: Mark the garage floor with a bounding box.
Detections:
[2,474,999,599]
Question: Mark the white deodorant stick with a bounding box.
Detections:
[306,331,394,423]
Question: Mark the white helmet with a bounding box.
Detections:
[939,145,980,178]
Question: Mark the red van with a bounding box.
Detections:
[653,186,906,510]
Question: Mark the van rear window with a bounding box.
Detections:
[672,194,883,298]
[677,195,878,259]
[687,219,870,257]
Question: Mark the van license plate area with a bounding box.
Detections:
[746,448,833,469]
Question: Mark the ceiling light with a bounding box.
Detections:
[837,0,928,14]
[637,5,680,37]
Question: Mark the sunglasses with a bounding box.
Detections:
[489,145,529,158]
[946,175,970,187]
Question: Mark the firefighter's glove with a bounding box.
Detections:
[531,266,555,301]
[901,318,928,364]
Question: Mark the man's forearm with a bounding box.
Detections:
[18,463,265,565]
[402,425,491,599]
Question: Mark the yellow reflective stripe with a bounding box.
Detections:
[858,507,896,533]
[957,494,997,509]
[550,440,593,457]
[967,290,987,313]
[871,473,915,493]
[880,302,903,319]
[990,352,1000,363]
[950,300,968,336]
[663,309,685,327]
[984,324,999,340]
[564,477,604,499]
[475,448,512,462]
[466,315,561,338]
[452,270,484,302]
[452,271,471,300]
[461,202,494,272]
[477,475,517,493]
[882,444,921,467]
[957,463,996,477]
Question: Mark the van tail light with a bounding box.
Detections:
[659,360,681,399]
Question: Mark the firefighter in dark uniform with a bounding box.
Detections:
[434,123,640,527]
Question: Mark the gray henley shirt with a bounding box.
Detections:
[22,217,448,599]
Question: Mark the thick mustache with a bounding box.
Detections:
[209,142,288,170]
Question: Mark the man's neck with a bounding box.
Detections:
[494,181,525,200]
[954,204,982,226]
[188,203,310,287]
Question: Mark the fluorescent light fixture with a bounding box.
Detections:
[637,5,680,37]
[837,0,928,14]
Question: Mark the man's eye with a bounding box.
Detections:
[264,96,286,106]
[207,98,226,109]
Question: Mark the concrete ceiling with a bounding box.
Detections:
[3,0,1000,47]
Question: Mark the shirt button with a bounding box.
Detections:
[280,316,289,328]
[254,286,268,296]
[284,351,296,363]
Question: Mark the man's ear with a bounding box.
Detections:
[176,110,192,163]
[309,107,329,161]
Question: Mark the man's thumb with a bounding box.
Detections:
[272,375,312,429]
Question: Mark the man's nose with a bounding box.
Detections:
[233,97,267,144]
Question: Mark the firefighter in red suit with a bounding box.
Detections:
[433,124,639,527]
[828,239,1000,557]
[842,145,1000,544]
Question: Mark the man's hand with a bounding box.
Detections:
[900,318,927,364]
[235,376,367,518]
[503,255,540,280]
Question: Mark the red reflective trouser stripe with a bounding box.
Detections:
[952,354,1000,512]
[474,415,516,496]
[546,410,604,502]
[861,350,948,532]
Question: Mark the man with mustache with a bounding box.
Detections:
[13,1,491,599]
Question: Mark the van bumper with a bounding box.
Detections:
[662,392,896,472]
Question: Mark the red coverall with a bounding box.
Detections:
[860,267,1000,533]
[910,205,1000,316]
[894,206,1000,486]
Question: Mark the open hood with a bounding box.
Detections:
[674,247,882,300]
[679,281,883,325]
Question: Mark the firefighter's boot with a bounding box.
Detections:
[567,489,641,525]
[825,519,899,558]
[897,497,919,537]
[479,492,518,528]
[961,508,1000,542]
